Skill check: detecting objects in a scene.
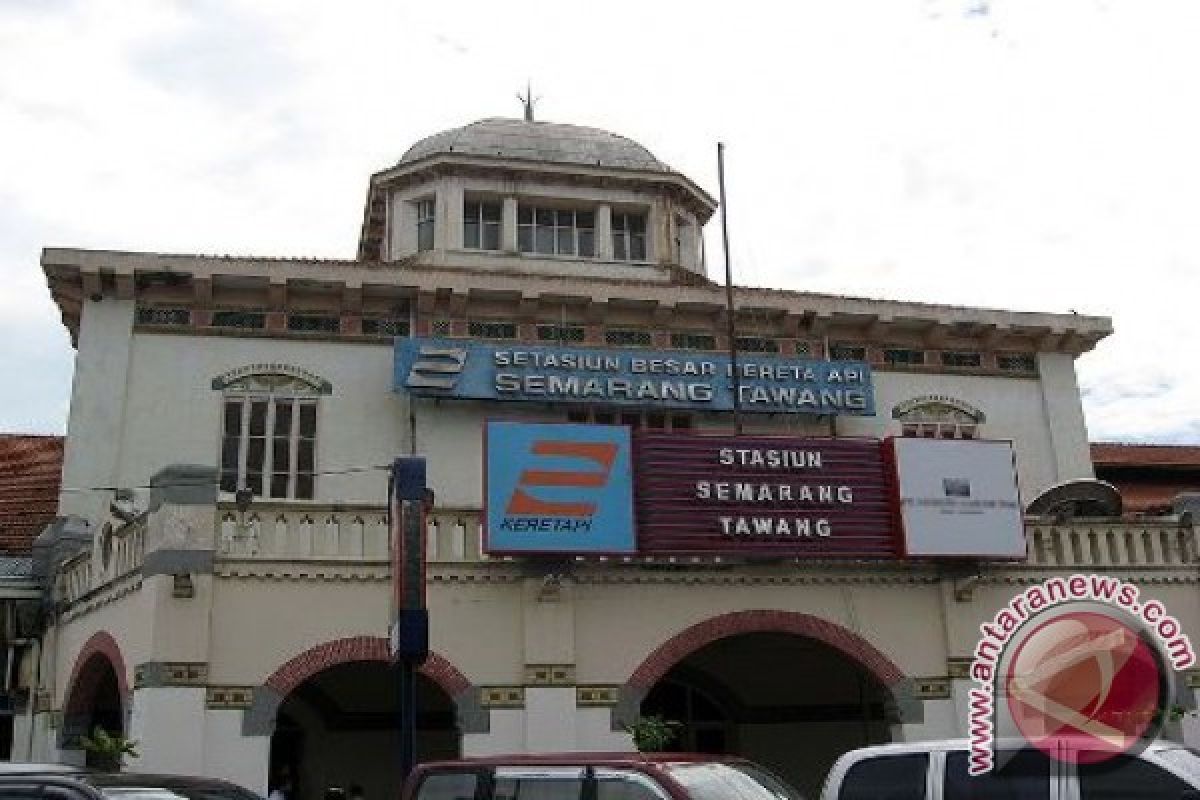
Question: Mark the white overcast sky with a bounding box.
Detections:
[2,0,1197,442]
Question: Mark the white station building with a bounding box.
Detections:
[16,116,1200,797]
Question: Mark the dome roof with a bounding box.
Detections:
[398,118,670,172]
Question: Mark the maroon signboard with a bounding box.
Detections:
[634,432,898,557]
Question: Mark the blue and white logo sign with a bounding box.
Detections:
[395,337,874,415]
[485,422,635,554]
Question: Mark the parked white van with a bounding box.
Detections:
[821,739,1200,800]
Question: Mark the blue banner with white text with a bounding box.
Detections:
[394,337,875,416]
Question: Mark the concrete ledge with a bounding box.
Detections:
[143,549,214,577]
[150,465,218,509]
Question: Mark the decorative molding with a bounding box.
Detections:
[135,661,209,688]
[207,686,255,709]
[211,363,332,394]
[524,664,575,686]
[911,677,952,700]
[480,686,525,708]
[577,686,620,707]
[947,658,973,680]
[892,394,986,423]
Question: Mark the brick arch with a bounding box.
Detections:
[64,631,129,715]
[264,636,471,699]
[627,610,906,693]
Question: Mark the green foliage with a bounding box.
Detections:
[80,726,139,772]
[624,715,681,752]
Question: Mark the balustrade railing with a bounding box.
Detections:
[1025,519,1198,568]
[215,503,486,563]
[57,509,1198,605]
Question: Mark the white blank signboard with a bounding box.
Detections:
[891,437,1025,558]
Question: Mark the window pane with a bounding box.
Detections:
[536,208,554,226]
[298,441,315,472]
[483,202,501,222]
[483,222,500,251]
[464,202,479,222]
[1079,754,1189,800]
[418,220,434,251]
[518,206,532,224]
[221,437,240,471]
[299,404,317,437]
[630,234,646,261]
[578,230,594,257]
[577,211,594,228]
[630,214,646,233]
[270,474,289,499]
[945,750,1049,800]
[249,401,268,435]
[220,472,237,494]
[415,773,479,800]
[535,227,554,254]
[518,227,533,252]
[273,403,292,435]
[556,209,574,227]
[295,474,314,499]
[496,779,582,800]
[246,472,264,496]
[247,438,266,472]
[613,236,627,261]
[224,402,243,436]
[557,228,575,255]
[838,755,927,800]
[272,439,290,469]
[464,220,481,249]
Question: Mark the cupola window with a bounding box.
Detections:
[612,212,647,261]
[416,199,436,252]
[464,200,501,250]
[518,206,595,257]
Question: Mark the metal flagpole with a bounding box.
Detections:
[718,142,743,436]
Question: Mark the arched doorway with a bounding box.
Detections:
[63,633,128,768]
[268,662,460,800]
[632,614,902,798]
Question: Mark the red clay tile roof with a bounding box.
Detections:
[1091,442,1200,468]
[0,435,64,554]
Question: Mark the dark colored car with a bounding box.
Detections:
[402,753,805,800]
[0,769,262,800]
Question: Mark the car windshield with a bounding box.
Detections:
[1155,747,1200,786]
[666,763,804,800]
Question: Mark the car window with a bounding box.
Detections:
[837,754,927,800]
[593,770,669,800]
[1078,754,1192,800]
[666,762,802,800]
[97,791,189,800]
[944,750,1050,800]
[414,773,479,800]
[494,769,584,800]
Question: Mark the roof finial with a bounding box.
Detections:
[516,81,539,122]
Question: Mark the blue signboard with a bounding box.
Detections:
[395,337,874,415]
[485,422,635,554]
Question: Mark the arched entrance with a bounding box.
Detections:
[63,632,128,767]
[262,638,465,800]
[630,612,903,797]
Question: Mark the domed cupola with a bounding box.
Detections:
[398,118,671,173]
[358,117,715,285]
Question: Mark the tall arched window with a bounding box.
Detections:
[216,372,327,500]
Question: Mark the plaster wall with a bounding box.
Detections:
[60,296,136,521]
[105,334,405,510]
[128,687,207,774]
